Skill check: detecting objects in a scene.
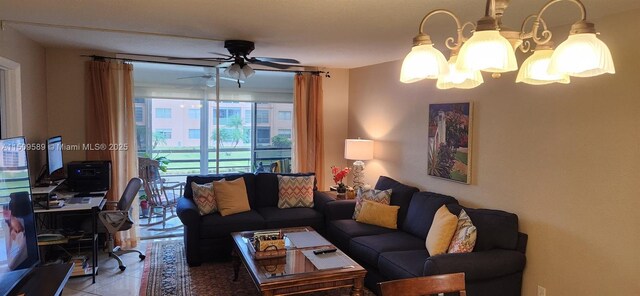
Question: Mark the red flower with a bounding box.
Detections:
[331,166,350,185]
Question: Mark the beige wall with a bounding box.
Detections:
[0,26,48,173]
[322,68,350,189]
[348,9,640,296]
[45,48,91,163]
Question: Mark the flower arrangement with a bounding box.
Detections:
[331,166,350,192]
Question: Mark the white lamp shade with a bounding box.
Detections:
[437,55,484,89]
[206,77,216,87]
[224,63,242,79]
[242,65,255,79]
[456,30,518,73]
[516,49,570,85]
[400,44,449,83]
[548,33,615,77]
[344,139,374,160]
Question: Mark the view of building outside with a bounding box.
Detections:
[133,62,294,179]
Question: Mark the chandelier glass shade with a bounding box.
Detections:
[399,0,615,89]
[516,48,570,85]
[437,55,484,89]
[547,33,615,77]
[455,30,518,73]
[400,44,449,83]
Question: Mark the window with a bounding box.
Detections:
[2,151,18,167]
[188,108,200,120]
[155,128,172,139]
[155,108,171,119]
[256,110,269,124]
[278,111,292,121]
[135,106,144,122]
[188,129,200,139]
[256,127,271,146]
[278,129,292,139]
[214,107,241,125]
[244,110,252,123]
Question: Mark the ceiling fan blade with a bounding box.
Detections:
[253,57,300,64]
[168,57,231,62]
[177,75,212,80]
[216,61,234,68]
[249,58,292,70]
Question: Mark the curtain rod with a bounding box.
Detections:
[82,55,327,75]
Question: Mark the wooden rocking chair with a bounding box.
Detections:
[138,157,185,231]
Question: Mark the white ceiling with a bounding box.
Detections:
[1,0,639,69]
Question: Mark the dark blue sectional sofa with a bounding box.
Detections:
[176,172,334,266]
[324,176,527,296]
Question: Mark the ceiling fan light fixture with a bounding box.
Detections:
[241,64,255,79]
[206,77,216,87]
[224,63,242,79]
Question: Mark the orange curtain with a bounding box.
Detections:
[293,73,325,189]
[86,60,139,247]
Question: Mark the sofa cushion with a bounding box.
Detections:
[374,176,419,228]
[402,192,459,240]
[349,232,426,268]
[448,209,477,253]
[257,207,324,231]
[185,173,257,208]
[255,172,316,208]
[199,210,265,239]
[277,175,315,208]
[326,219,395,251]
[378,250,430,279]
[190,181,217,215]
[447,204,519,251]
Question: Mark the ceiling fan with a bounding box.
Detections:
[172,40,301,87]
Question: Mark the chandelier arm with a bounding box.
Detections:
[528,0,587,44]
[520,15,551,49]
[417,9,464,51]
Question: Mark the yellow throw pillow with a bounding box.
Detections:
[425,205,459,256]
[213,178,251,216]
[355,200,400,229]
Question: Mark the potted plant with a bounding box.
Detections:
[331,166,350,197]
[139,195,150,218]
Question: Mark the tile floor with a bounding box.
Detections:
[61,240,149,296]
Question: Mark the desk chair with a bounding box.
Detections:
[98,177,146,271]
[138,157,184,231]
[378,273,466,296]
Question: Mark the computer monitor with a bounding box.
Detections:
[0,137,41,295]
[46,136,64,180]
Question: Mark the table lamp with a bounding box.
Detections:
[344,139,374,191]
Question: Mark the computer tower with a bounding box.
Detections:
[66,161,111,192]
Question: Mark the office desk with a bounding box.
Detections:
[9,263,74,296]
[34,194,106,284]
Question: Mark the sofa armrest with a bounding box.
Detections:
[423,249,526,281]
[177,197,200,227]
[313,191,335,213]
[323,199,356,220]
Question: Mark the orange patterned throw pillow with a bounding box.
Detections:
[190,182,217,215]
[447,209,477,253]
[277,175,315,208]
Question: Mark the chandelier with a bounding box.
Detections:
[399,0,615,89]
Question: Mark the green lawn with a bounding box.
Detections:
[455,151,468,165]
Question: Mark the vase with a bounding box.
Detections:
[336,184,347,199]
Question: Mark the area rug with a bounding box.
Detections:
[140,240,375,296]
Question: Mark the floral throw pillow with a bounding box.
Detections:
[447,209,477,253]
[277,175,315,208]
[352,188,392,220]
[191,182,217,215]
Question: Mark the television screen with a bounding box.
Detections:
[0,137,40,295]
[47,136,63,178]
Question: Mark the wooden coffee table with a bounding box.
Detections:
[231,227,366,296]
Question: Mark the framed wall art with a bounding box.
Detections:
[427,102,473,184]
